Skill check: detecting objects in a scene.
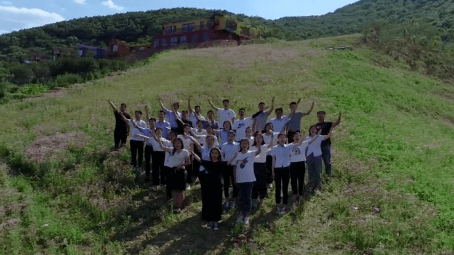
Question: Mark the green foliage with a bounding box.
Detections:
[51,73,83,88]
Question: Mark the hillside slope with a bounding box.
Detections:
[0,35,453,254]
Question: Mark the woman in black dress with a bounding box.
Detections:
[191,147,225,230]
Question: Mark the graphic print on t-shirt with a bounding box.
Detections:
[239,157,249,169]
[293,147,301,156]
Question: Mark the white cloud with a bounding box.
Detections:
[73,0,86,4]
[102,0,123,11]
[0,5,65,29]
[0,29,9,34]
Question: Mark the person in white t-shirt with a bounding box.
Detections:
[306,125,333,192]
[288,131,319,205]
[271,133,293,214]
[228,138,262,225]
[188,96,205,128]
[246,127,255,148]
[177,124,195,188]
[158,137,191,213]
[269,108,288,134]
[232,108,253,142]
[263,123,279,185]
[209,99,236,127]
[250,131,274,208]
[127,110,147,170]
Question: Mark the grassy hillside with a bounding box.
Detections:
[0,35,453,254]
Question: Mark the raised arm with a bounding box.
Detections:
[208,99,219,111]
[333,112,342,128]
[296,98,301,107]
[107,99,117,111]
[187,134,202,152]
[323,126,335,141]
[266,96,275,117]
[307,131,321,145]
[305,101,315,115]
[227,152,239,165]
[136,134,151,141]
[118,111,132,125]
[159,98,169,112]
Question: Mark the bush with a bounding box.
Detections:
[52,73,83,88]
[8,64,33,84]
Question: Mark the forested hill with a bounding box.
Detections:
[1,0,453,55]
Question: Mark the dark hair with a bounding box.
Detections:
[172,138,184,155]
[239,108,245,112]
[258,102,265,106]
[238,138,250,152]
[265,123,273,130]
[223,120,232,130]
[181,110,188,114]
[210,147,222,162]
[169,131,177,141]
[195,105,200,109]
[197,120,203,124]
[183,123,190,128]
[206,125,213,130]
[159,110,165,114]
[155,127,162,132]
[222,99,229,103]
[252,131,265,147]
[317,111,326,115]
[135,110,142,115]
[148,118,156,122]
[173,102,180,107]
[207,110,214,115]
[245,126,251,135]
[120,103,127,108]
[290,102,297,106]
[278,133,287,139]
[275,108,283,113]
[308,125,319,136]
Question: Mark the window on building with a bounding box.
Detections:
[188,23,195,31]
[79,50,83,56]
[165,26,176,34]
[203,33,209,42]
[139,47,144,51]
[207,20,214,29]
[182,24,188,32]
[153,39,159,48]
[112,45,118,51]
[180,35,187,44]
[200,21,204,29]
[170,37,178,46]
[161,38,168,47]
[192,34,198,43]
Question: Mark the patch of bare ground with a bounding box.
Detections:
[25,131,87,163]
[0,218,20,232]
[185,44,300,69]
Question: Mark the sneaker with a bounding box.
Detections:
[280,206,286,215]
[243,217,250,225]
[173,208,181,214]
[213,223,219,231]
[208,222,214,230]
[229,200,235,209]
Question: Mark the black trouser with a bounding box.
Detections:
[253,163,268,199]
[192,146,201,179]
[163,166,172,199]
[130,140,144,167]
[152,151,166,185]
[290,161,305,196]
[274,167,290,205]
[114,129,127,149]
[265,155,274,184]
[222,164,237,199]
[185,159,194,185]
[144,145,153,180]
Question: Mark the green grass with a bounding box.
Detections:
[0,35,453,254]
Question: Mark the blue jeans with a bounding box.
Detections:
[237,182,255,215]
[306,154,322,189]
[321,144,332,176]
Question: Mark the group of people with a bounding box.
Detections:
[107,97,341,230]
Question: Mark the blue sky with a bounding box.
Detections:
[0,0,359,35]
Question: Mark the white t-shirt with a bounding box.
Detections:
[189,113,205,128]
[263,132,279,146]
[191,128,207,145]
[167,149,190,168]
[269,117,288,134]
[129,119,147,141]
[177,135,194,150]
[217,108,236,127]
[232,117,253,142]
[306,135,325,157]
[289,141,309,163]
[150,137,171,152]
[271,144,292,168]
[199,145,215,172]
[250,144,270,163]
[234,151,256,183]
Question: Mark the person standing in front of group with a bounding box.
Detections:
[209,99,236,127]
[271,133,292,214]
[107,99,131,149]
[286,99,314,143]
[314,111,341,177]
[159,98,182,134]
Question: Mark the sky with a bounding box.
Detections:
[0,0,359,35]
